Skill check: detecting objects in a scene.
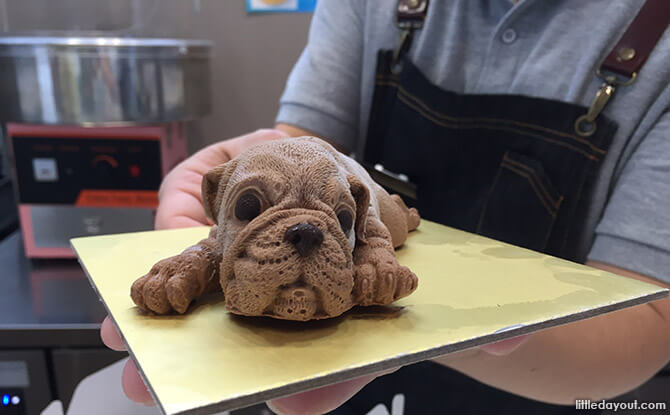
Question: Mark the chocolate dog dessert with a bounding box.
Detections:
[131,137,420,321]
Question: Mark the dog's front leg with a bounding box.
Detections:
[352,215,418,306]
[131,226,222,314]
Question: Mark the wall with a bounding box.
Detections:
[0,0,313,153]
[190,1,312,152]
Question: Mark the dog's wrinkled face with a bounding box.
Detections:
[202,138,369,320]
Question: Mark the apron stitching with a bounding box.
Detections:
[501,155,561,208]
[558,161,592,256]
[476,163,505,233]
[375,78,607,156]
[394,91,600,161]
[375,75,399,80]
[500,163,559,217]
[541,196,563,252]
[395,80,606,155]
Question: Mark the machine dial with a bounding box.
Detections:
[91,155,118,180]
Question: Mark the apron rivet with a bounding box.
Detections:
[617,47,636,62]
[407,0,421,9]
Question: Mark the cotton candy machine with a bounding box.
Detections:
[0,0,213,257]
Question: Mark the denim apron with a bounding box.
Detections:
[331,0,668,412]
[334,52,612,415]
[364,51,616,261]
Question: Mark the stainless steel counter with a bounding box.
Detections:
[0,231,107,348]
[0,231,125,414]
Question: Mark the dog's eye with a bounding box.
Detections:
[337,210,353,234]
[235,191,262,221]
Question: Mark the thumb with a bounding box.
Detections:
[478,334,529,356]
[267,373,379,415]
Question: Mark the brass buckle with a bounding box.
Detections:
[574,68,636,137]
[396,0,428,30]
[574,83,615,137]
[596,68,637,86]
[391,29,413,74]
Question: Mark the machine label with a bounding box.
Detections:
[75,190,158,208]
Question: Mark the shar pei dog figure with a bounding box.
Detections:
[131,137,420,321]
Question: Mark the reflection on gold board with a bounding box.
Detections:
[72,221,667,415]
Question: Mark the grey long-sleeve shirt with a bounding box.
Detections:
[276,0,670,283]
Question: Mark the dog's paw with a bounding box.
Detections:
[353,248,418,306]
[131,256,203,314]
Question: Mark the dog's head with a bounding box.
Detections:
[202,137,370,320]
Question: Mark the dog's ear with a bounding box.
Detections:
[202,160,238,224]
[347,175,370,243]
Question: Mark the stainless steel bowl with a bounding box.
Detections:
[0,37,212,125]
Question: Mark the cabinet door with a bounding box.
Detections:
[51,348,126,411]
[0,350,51,415]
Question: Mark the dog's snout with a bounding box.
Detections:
[284,223,323,257]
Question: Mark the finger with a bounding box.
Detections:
[159,215,209,230]
[226,129,289,159]
[479,334,530,356]
[155,193,210,230]
[255,128,290,140]
[100,316,127,351]
[267,374,377,415]
[122,359,154,406]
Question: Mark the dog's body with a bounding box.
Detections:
[131,137,420,321]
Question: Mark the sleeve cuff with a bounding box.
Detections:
[588,234,670,284]
[276,103,357,152]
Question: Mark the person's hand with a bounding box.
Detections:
[266,335,530,415]
[101,317,154,404]
[155,128,289,229]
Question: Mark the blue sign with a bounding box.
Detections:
[247,0,316,13]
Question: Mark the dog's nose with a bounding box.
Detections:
[284,223,323,257]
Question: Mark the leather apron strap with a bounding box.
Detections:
[575,0,669,137]
[601,0,670,78]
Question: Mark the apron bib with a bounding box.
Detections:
[364,51,616,262]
